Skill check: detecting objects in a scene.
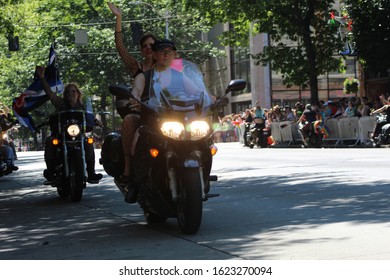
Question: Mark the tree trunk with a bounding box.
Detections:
[302,26,319,104]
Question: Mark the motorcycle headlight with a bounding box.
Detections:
[190,121,210,140]
[67,124,81,137]
[161,122,185,140]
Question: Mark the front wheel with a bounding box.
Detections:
[69,152,85,203]
[176,168,203,234]
[53,167,70,198]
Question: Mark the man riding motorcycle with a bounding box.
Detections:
[297,104,321,147]
[371,97,390,145]
[120,38,206,203]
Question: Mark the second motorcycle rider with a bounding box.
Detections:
[35,66,103,184]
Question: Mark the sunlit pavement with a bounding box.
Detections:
[2,145,390,260]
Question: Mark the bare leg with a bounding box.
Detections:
[121,114,140,177]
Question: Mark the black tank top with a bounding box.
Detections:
[386,106,390,123]
[142,70,152,102]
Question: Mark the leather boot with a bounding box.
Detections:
[86,160,102,183]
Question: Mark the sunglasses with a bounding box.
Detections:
[141,43,153,49]
[156,49,175,56]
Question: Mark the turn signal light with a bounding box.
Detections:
[87,137,94,144]
[52,138,59,146]
[210,144,218,156]
[149,148,159,158]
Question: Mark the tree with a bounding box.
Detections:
[1,0,224,149]
[181,0,343,103]
[0,0,20,37]
[344,0,390,78]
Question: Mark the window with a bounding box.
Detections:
[230,47,251,96]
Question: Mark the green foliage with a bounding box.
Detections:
[1,0,220,141]
[0,0,22,36]
[343,77,359,94]
[344,0,390,76]
[181,0,343,103]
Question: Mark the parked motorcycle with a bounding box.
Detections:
[41,109,96,202]
[100,60,246,234]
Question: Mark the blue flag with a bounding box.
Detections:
[12,44,64,132]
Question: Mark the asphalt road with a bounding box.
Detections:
[1,143,390,260]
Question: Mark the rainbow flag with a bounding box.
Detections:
[321,124,330,139]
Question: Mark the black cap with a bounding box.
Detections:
[152,39,177,51]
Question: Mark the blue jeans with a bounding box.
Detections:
[0,145,14,166]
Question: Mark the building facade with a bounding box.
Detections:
[202,2,367,115]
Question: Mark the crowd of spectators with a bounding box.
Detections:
[213,95,388,143]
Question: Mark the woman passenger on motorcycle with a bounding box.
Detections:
[108,2,158,186]
[35,66,103,183]
[108,2,156,77]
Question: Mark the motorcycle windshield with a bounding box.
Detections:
[147,59,213,111]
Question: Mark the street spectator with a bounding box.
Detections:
[284,105,296,122]
[270,105,284,122]
[232,113,244,143]
[326,101,343,119]
[342,100,357,117]
[295,102,304,119]
[0,137,18,173]
[373,97,384,110]
[358,97,371,117]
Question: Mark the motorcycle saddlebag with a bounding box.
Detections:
[100,132,124,177]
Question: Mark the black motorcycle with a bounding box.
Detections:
[101,60,246,234]
[43,109,95,202]
[371,114,390,147]
[246,119,268,148]
[298,120,323,148]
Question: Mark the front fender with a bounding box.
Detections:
[165,150,202,169]
[184,159,201,168]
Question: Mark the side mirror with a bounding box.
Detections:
[211,79,246,111]
[226,79,247,93]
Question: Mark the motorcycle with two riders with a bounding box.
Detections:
[100,59,246,234]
